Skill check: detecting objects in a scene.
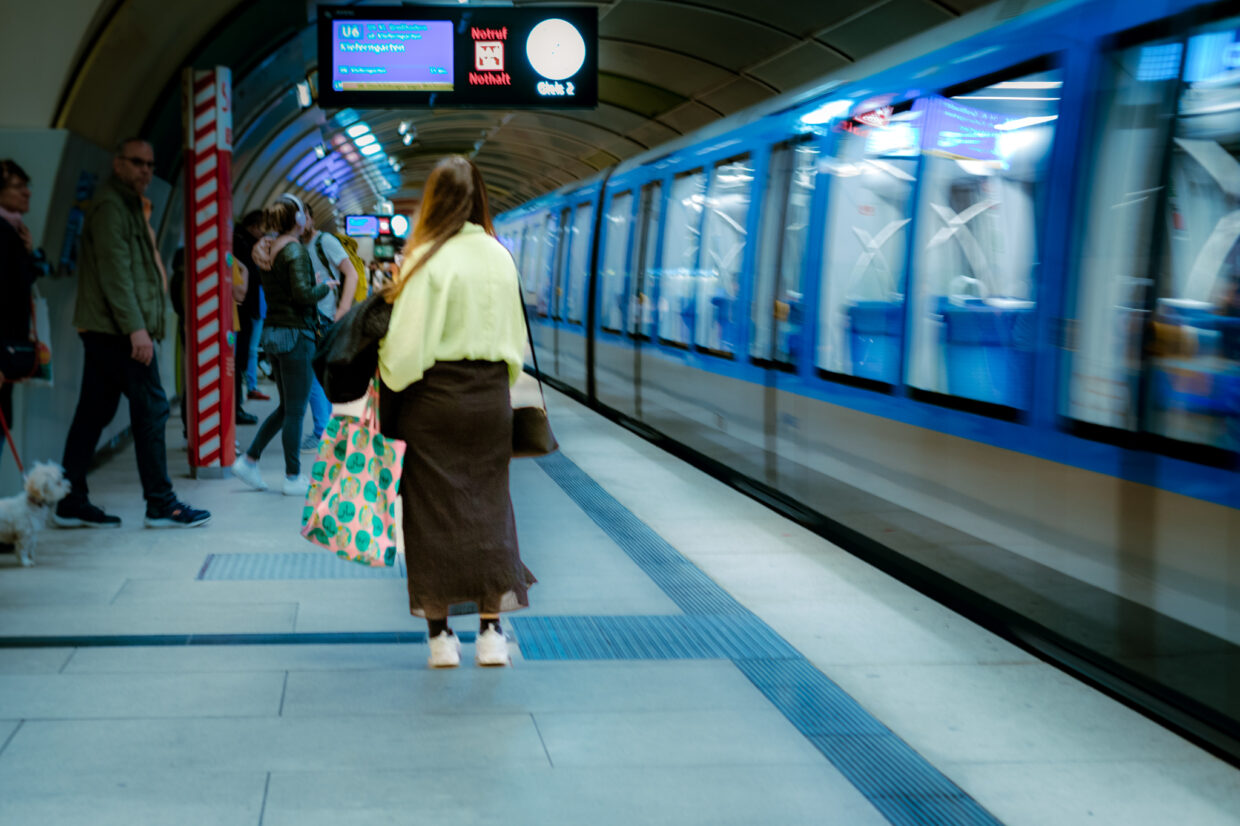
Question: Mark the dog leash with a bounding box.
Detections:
[0,406,23,475]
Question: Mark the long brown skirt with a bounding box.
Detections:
[380,360,535,618]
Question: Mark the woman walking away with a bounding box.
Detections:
[379,156,536,669]
[232,194,329,496]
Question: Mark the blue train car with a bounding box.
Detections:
[497,0,1240,759]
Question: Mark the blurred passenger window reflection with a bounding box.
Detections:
[632,181,662,339]
[907,69,1062,409]
[600,191,634,333]
[754,139,818,364]
[658,170,707,346]
[551,209,569,319]
[696,155,753,357]
[817,104,919,383]
[565,203,593,324]
[1151,20,1240,451]
[1067,39,1181,431]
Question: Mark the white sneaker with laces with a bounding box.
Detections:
[475,624,510,667]
[232,457,267,491]
[428,630,461,668]
[281,475,310,497]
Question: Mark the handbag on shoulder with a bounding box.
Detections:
[512,288,558,459]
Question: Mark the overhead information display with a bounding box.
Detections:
[319,5,597,109]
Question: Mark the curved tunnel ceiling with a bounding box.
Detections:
[59,0,996,227]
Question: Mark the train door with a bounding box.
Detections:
[633,179,665,422]
[595,188,638,416]
[752,137,822,488]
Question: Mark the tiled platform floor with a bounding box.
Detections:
[0,386,1238,825]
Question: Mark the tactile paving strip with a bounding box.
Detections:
[197,552,405,580]
[525,451,1003,826]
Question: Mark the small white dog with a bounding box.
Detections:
[0,462,72,567]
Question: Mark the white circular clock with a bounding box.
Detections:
[526,19,586,81]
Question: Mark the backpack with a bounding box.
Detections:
[315,233,370,304]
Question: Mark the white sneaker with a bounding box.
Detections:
[232,457,267,491]
[428,630,461,668]
[281,475,310,496]
[475,624,510,667]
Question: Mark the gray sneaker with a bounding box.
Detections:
[300,433,321,452]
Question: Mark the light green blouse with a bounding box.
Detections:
[378,222,528,392]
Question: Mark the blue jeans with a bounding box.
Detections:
[245,317,263,392]
[308,374,331,438]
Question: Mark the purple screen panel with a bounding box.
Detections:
[332,20,455,92]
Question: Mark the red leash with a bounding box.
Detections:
[0,404,23,475]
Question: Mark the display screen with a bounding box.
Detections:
[913,95,1004,162]
[331,20,454,92]
[319,5,597,108]
[345,215,380,237]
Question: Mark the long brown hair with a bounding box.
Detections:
[384,155,495,301]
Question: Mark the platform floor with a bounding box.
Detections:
[1,385,1238,825]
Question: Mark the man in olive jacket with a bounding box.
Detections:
[54,138,210,529]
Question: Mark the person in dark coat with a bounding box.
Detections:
[0,159,39,449]
[230,194,329,496]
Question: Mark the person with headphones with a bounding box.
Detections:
[231,193,330,496]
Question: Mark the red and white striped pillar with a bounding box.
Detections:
[182,67,235,476]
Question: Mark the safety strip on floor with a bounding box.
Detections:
[197,552,406,580]
[521,451,1003,826]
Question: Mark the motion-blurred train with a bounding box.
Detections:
[495,0,1240,757]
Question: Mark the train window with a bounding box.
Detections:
[695,155,754,357]
[565,203,593,325]
[905,68,1063,410]
[658,169,707,346]
[753,140,818,365]
[531,213,557,318]
[599,191,634,333]
[1066,37,1182,432]
[816,103,919,383]
[552,208,570,320]
[1148,17,1240,451]
[632,181,663,338]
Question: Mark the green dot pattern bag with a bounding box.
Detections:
[300,377,405,567]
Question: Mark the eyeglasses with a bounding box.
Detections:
[121,157,156,170]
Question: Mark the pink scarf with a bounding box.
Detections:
[0,206,32,253]
[0,205,23,231]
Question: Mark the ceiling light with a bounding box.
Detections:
[354,133,377,147]
[345,123,371,138]
[995,115,1058,131]
[952,95,1061,101]
[801,99,854,125]
[360,143,383,156]
[295,81,313,109]
[402,133,414,145]
[313,144,327,159]
[992,81,1062,89]
[398,121,411,135]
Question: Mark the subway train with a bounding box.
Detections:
[493,0,1240,758]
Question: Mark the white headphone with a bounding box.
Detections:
[281,192,308,229]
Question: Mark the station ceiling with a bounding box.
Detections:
[56,0,994,221]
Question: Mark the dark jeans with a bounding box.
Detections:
[61,332,176,510]
[246,332,314,477]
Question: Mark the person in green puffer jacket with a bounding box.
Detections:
[55,138,210,530]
